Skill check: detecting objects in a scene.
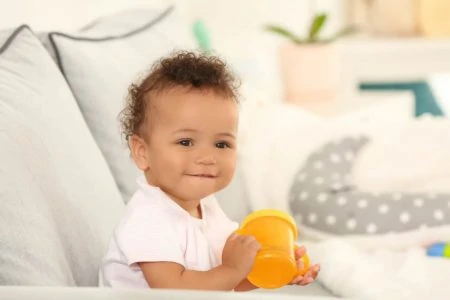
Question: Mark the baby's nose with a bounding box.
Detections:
[196,154,217,165]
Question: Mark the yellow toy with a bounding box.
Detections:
[236,209,310,289]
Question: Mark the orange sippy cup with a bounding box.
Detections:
[236,209,310,289]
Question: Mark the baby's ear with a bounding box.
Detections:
[129,135,150,171]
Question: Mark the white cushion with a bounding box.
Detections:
[44,5,195,201]
[0,25,124,286]
[353,116,450,193]
[238,101,325,213]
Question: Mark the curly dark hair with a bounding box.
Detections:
[119,51,240,143]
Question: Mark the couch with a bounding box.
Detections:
[0,3,337,299]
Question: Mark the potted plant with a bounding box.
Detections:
[265,13,356,110]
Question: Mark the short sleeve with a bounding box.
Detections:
[115,207,185,268]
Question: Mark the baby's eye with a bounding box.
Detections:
[215,141,231,149]
[178,139,193,147]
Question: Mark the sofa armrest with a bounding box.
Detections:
[0,286,339,300]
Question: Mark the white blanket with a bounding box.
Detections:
[309,238,450,299]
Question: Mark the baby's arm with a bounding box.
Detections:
[139,233,259,290]
[138,262,242,290]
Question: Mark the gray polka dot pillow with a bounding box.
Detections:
[289,136,450,235]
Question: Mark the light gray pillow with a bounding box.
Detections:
[42,5,195,202]
[0,25,124,286]
[290,136,450,235]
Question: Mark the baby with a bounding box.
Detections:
[99,51,319,291]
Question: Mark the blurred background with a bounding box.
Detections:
[2,0,450,116]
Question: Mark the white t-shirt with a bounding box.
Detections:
[99,176,238,288]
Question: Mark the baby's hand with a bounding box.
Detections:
[290,246,320,286]
[222,233,260,277]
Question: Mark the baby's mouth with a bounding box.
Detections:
[186,174,217,178]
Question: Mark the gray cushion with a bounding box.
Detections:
[42,5,195,202]
[0,25,124,286]
[290,136,450,235]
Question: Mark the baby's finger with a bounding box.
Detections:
[290,275,303,285]
[298,276,314,286]
[296,258,304,270]
[310,264,320,279]
[250,240,261,251]
[243,235,258,247]
[227,232,239,241]
[235,233,252,243]
[294,246,306,259]
[303,270,313,280]
[241,234,255,243]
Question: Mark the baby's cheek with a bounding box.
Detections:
[224,157,237,178]
[218,173,233,190]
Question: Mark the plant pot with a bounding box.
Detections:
[279,43,340,109]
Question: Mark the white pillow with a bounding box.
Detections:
[239,100,411,213]
[44,5,195,201]
[0,25,124,286]
[353,116,450,193]
[238,101,325,212]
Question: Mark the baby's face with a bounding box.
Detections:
[141,86,238,202]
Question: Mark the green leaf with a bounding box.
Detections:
[308,13,327,42]
[327,25,359,43]
[264,24,303,44]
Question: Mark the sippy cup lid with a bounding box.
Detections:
[241,209,298,238]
